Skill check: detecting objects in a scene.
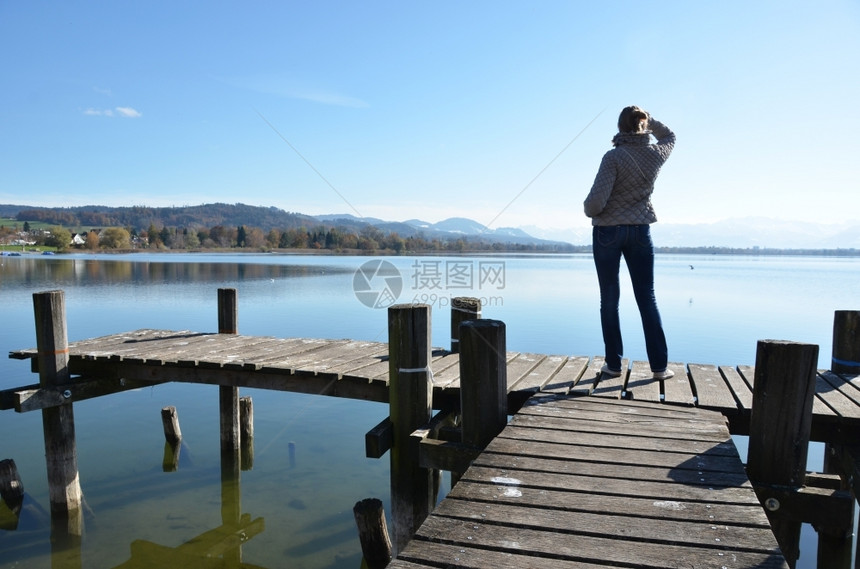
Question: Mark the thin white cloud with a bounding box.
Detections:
[82,106,142,118]
[115,107,142,118]
[93,86,112,96]
[220,75,369,108]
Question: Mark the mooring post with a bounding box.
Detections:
[353,497,393,569]
[457,320,507,481]
[450,297,481,353]
[160,406,182,472]
[387,303,434,554]
[217,288,241,471]
[746,339,818,568]
[832,310,860,375]
[33,290,84,537]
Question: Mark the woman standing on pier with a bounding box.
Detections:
[583,106,675,380]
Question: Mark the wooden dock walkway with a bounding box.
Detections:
[4,296,859,569]
[390,394,788,568]
[6,328,860,441]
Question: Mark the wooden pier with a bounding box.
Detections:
[3,291,860,569]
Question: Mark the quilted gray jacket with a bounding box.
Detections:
[583,119,675,226]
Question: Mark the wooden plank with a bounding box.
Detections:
[624,360,660,402]
[409,512,786,569]
[662,362,696,406]
[814,371,860,419]
[689,363,739,413]
[723,365,755,411]
[445,478,764,526]
[504,353,546,391]
[541,355,588,394]
[508,354,568,396]
[568,357,604,396]
[590,358,627,399]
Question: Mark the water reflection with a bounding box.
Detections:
[0,257,350,289]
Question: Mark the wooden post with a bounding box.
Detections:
[832,310,860,375]
[458,319,507,452]
[161,406,182,445]
[746,340,818,568]
[353,498,392,569]
[33,290,83,537]
[240,396,254,471]
[450,297,481,353]
[160,406,182,472]
[387,303,434,554]
[217,288,242,566]
[217,288,240,470]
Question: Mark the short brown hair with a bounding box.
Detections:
[617,106,648,133]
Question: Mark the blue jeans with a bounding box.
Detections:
[592,224,668,372]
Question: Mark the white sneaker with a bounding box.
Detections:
[600,364,621,378]
[653,369,675,380]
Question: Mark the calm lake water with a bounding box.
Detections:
[1,252,857,568]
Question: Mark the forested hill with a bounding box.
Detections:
[3,203,318,231]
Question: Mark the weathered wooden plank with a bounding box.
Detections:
[722,365,755,411]
[624,360,661,402]
[434,498,781,552]
[568,357,604,396]
[470,451,751,488]
[445,478,765,526]
[508,354,568,395]
[506,411,731,445]
[411,515,786,569]
[504,353,546,391]
[540,355,588,394]
[814,371,860,419]
[661,362,696,406]
[689,363,739,413]
[391,539,609,569]
[589,358,627,399]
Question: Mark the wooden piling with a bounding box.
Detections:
[450,297,481,353]
[217,288,240,468]
[387,303,434,554]
[746,339,818,568]
[458,319,508,451]
[161,406,182,445]
[832,310,860,375]
[353,498,392,569]
[33,290,83,536]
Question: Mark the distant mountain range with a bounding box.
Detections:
[2,203,857,250]
[524,218,860,250]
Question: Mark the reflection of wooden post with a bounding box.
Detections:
[388,304,434,554]
[450,297,480,353]
[33,290,83,537]
[832,310,860,375]
[0,459,24,530]
[353,498,392,569]
[240,396,254,471]
[747,340,818,568]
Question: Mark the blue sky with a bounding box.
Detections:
[1,1,858,232]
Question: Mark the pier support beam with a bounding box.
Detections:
[387,303,434,554]
[832,310,860,375]
[747,339,818,568]
[33,290,83,538]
